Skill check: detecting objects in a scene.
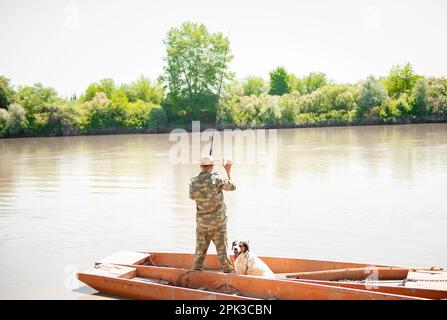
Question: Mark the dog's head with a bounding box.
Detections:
[232,240,249,259]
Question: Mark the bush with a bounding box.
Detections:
[83,92,126,130]
[278,91,301,124]
[234,95,265,127]
[0,108,9,134]
[147,106,168,128]
[81,78,116,102]
[287,74,306,95]
[122,76,164,104]
[376,99,400,121]
[6,103,28,134]
[242,76,267,97]
[44,103,81,135]
[124,101,167,129]
[299,90,325,114]
[258,95,281,126]
[303,72,328,94]
[356,76,388,119]
[412,78,428,116]
[425,78,447,116]
[296,113,318,126]
[16,83,59,131]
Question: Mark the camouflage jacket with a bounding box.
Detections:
[189,171,236,228]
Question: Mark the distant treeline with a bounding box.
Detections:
[1,22,447,138]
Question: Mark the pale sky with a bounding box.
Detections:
[1,0,446,96]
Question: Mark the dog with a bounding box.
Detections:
[231,240,275,277]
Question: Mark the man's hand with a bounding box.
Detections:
[223,159,233,180]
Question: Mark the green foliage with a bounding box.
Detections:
[110,87,129,107]
[424,77,447,116]
[16,83,59,131]
[81,78,117,102]
[384,63,419,98]
[82,92,126,130]
[356,76,388,119]
[0,76,16,109]
[5,103,28,134]
[124,100,167,128]
[375,99,400,121]
[303,72,328,94]
[268,67,290,96]
[16,83,58,112]
[122,76,164,104]
[298,84,356,115]
[287,74,306,94]
[0,108,9,134]
[2,45,447,137]
[412,78,428,116]
[242,76,267,97]
[162,22,231,122]
[278,91,301,124]
[42,103,82,135]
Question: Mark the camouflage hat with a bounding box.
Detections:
[199,155,219,165]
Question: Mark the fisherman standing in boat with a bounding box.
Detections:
[189,155,236,273]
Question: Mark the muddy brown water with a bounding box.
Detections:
[0,123,446,299]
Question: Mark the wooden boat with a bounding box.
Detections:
[77,251,447,300]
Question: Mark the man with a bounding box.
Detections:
[189,155,236,273]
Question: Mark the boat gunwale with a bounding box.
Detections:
[129,264,427,300]
[77,270,260,300]
[143,251,405,270]
[289,278,447,299]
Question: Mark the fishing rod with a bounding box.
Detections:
[209,25,232,157]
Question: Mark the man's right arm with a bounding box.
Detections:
[220,177,236,191]
[188,180,195,199]
[217,162,236,191]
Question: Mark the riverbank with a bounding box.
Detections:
[2,66,447,140]
[1,116,446,139]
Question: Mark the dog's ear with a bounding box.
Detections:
[242,241,250,252]
[232,240,236,247]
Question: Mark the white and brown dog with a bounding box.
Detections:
[232,240,275,277]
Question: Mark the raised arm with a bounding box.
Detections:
[217,161,236,191]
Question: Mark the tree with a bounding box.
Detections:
[16,83,58,111]
[162,22,232,123]
[268,67,290,96]
[16,83,59,130]
[242,76,267,96]
[0,76,16,109]
[287,74,305,94]
[303,72,328,93]
[384,63,419,98]
[412,78,428,116]
[81,78,117,102]
[356,76,388,119]
[121,75,164,104]
[83,92,126,130]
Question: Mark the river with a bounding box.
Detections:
[0,123,446,299]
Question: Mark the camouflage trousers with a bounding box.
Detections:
[193,223,235,273]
